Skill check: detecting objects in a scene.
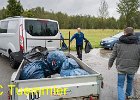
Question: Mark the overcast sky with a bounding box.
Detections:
[0,0,120,19]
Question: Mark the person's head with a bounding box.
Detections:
[124,27,134,35]
[77,27,81,33]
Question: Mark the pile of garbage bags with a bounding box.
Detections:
[20,47,89,80]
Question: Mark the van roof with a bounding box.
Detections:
[2,16,58,23]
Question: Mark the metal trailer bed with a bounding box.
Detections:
[9,53,103,100]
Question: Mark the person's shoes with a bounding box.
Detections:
[125,96,129,100]
[125,96,131,100]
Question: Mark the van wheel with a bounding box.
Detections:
[9,53,19,69]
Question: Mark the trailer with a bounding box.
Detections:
[9,52,103,100]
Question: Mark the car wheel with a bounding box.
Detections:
[111,44,115,50]
[9,53,19,69]
[0,53,2,56]
[109,48,113,50]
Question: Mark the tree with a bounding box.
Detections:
[117,15,126,29]
[98,0,109,29]
[117,0,140,27]
[106,17,117,29]
[0,7,7,19]
[22,10,34,17]
[133,11,140,29]
[6,0,23,17]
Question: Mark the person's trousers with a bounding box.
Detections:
[76,45,83,60]
[118,73,134,100]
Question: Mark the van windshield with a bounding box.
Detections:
[25,20,58,36]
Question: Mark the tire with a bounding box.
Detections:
[0,53,2,56]
[109,48,113,50]
[9,53,19,69]
[111,44,115,50]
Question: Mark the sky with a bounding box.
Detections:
[0,0,120,19]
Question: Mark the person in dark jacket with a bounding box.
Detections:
[70,28,87,60]
[108,27,140,100]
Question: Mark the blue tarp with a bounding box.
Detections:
[20,61,52,80]
[61,58,80,70]
[60,68,89,77]
[60,69,72,76]
[47,51,66,73]
[60,58,89,77]
[70,68,89,76]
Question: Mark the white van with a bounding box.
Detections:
[0,16,61,68]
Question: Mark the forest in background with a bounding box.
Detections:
[0,0,140,29]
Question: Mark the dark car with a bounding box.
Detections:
[134,32,140,41]
[100,32,140,49]
[100,32,123,49]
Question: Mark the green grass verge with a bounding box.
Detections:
[60,29,122,50]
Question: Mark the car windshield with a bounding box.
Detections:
[25,20,58,36]
[112,32,124,38]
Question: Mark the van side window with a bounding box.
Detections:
[0,21,8,33]
[25,20,58,36]
[7,20,18,33]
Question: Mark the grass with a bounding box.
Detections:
[60,29,122,50]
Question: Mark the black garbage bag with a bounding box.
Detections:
[60,33,68,50]
[23,46,48,63]
[60,33,64,40]
[20,61,52,80]
[61,41,68,50]
[85,41,93,53]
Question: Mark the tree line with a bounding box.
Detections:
[0,0,140,29]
